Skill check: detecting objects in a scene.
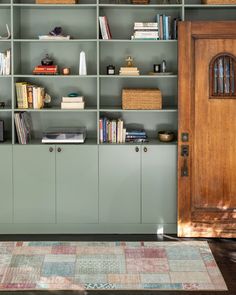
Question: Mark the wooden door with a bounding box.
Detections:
[178,21,236,238]
[99,145,141,224]
[56,145,98,223]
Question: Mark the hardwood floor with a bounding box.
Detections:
[0,234,235,295]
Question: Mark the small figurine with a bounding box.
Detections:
[125,56,134,67]
[41,54,54,66]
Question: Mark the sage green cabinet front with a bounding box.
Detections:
[0,146,13,223]
[142,145,177,224]
[56,145,98,223]
[99,145,141,224]
[13,146,56,223]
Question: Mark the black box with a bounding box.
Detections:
[0,120,5,142]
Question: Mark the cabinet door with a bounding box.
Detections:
[0,146,13,223]
[142,145,177,224]
[13,146,56,223]
[99,146,141,224]
[56,145,98,223]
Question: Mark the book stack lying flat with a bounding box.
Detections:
[0,49,10,75]
[99,16,112,40]
[15,82,45,109]
[61,96,85,109]
[39,35,70,41]
[99,117,126,143]
[119,67,140,76]
[133,22,159,40]
[14,112,32,144]
[126,129,147,142]
[33,65,58,75]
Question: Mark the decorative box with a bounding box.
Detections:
[36,0,77,4]
[202,0,236,4]
[122,88,162,110]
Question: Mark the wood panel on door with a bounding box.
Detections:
[178,21,236,238]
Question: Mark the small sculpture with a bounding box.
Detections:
[41,54,54,66]
[49,27,63,36]
[125,56,134,67]
[0,24,10,40]
[79,51,87,75]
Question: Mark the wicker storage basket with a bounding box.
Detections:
[131,0,150,4]
[122,88,162,110]
[36,0,77,4]
[202,0,236,4]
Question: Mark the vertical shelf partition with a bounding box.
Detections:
[0,0,235,145]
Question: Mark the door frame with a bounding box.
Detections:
[178,21,236,238]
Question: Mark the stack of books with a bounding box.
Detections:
[15,82,45,109]
[14,112,32,144]
[0,49,11,75]
[99,16,112,40]
[133,22,159,40]
[33,65,58,75]
[126,129,147,142]
[99,117,126,143]
[38,35,70,41]
[61,95,85,109]
[157,15,180,40]
[119,67,140,76]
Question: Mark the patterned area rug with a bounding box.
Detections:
[0,241,227,291]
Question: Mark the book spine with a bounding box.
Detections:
[99,119,103,143]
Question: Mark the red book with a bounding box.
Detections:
[104,16,112,39]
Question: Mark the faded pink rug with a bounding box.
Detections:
[0,241,227,291]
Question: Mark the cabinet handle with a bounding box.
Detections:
[49,147,54,153]
[144,147,148,153]
[57,147,62,153]
[135,146,139,153]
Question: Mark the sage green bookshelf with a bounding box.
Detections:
[0,0,235,234]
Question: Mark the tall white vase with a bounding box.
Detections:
[79,51,87,76]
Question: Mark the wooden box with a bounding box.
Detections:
[122,88,162,110]
[36,0,77,4]
[202,0,236,4]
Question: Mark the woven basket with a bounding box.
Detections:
[122,88,162,110]
[202,0,236,4]
[36,0,77,3]
[131,0,150,4]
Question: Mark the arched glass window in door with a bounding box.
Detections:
[210,53,236,98]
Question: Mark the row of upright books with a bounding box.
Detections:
[156,15,180,40]
[99,117,148,143]
[15,82,45,109]
[0,49,10,75]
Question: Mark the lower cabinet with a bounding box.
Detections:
[0,146,13,223]
[99,145,141,223]
[56,145,98,223]
[13,145,56,223]
[142,145,177,224]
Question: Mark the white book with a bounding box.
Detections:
[39,35,70,40]
[99,16,108,40]
[62,96,84,103]
[61,102,85,109]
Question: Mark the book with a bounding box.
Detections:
[99,16,112,40]
[99,117,126,143]
[38,35,70,40]
[0,49,11,75]
[15,83,45,109]
[61,102,85,109]
[62,96,84,103]
[14,112,32,144]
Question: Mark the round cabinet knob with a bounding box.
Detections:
[49,147,53,153]
[57,147,62,153]
[144,147,148,153]
[135,146,139,153]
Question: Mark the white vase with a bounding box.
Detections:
[79,51,87,76]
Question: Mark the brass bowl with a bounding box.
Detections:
[158,131,174,142]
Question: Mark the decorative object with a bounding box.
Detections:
[158,130,175,142]
[62,67,70,75]
[161,59,167,73]
[122,88,162,110]
[153,64,161,73]
[131,0,150,4]
[0,24,10,40]
[41,54,54,66]
[0,241,227,291]
[79,51,87,76]
[125,56,134,67]
[33,55,58,75]
[119,56,140,76]
[202,0,236,4]
[39,26,70,40]
[36,0,77,4]
[107,65,115,75]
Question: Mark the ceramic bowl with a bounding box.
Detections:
[158,131,174,142]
